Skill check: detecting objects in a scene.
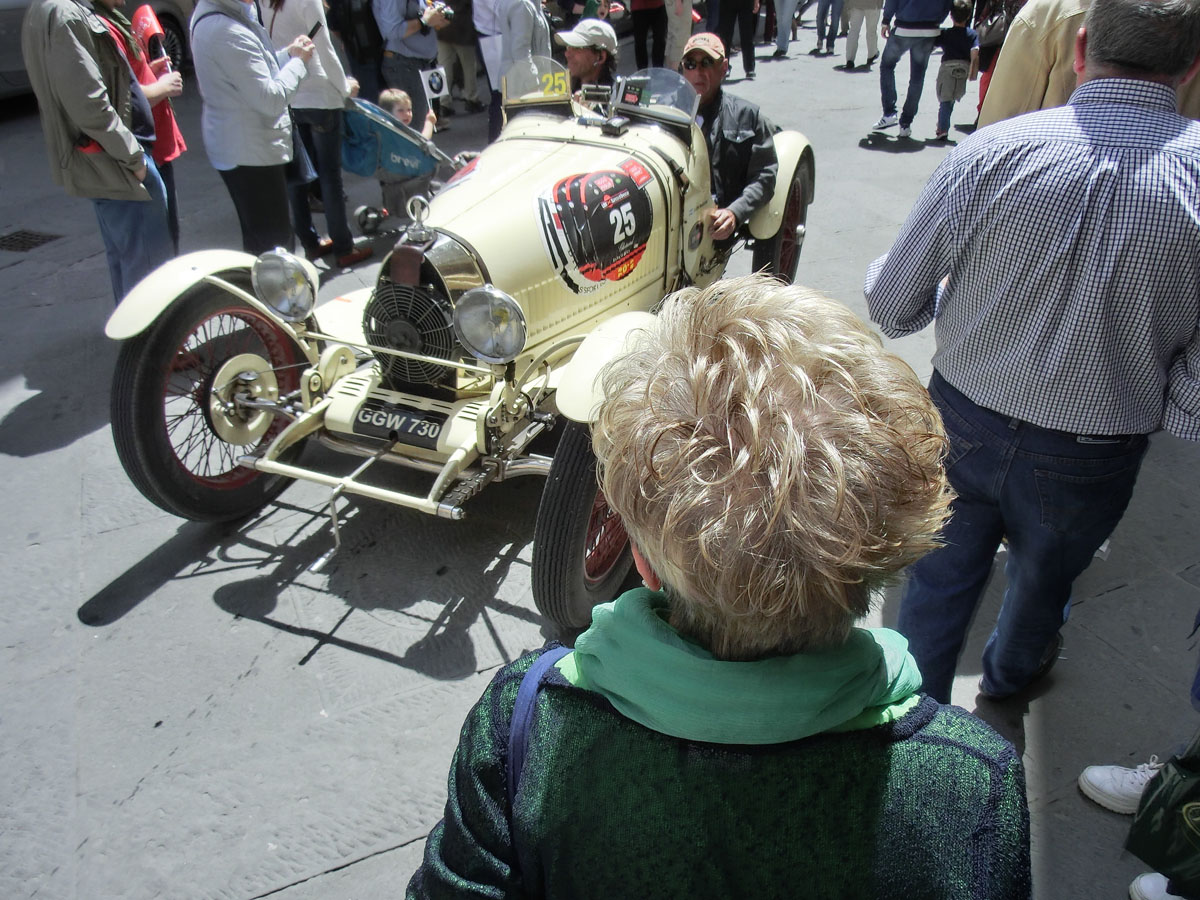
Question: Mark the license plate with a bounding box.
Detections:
[352,399,447,450]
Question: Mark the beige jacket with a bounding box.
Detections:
[978,0,1200,126]
[21,0,149,201]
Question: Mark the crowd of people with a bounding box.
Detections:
[17,0,1200,893]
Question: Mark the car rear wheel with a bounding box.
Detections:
[531,420,633,630]
[111,284,306,521]
[751,163,809,284]
[157,14,187,71]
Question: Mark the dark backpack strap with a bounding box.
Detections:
[507,644,570,807]
[506,644,569,896]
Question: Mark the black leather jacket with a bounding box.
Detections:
[698,89,778,227]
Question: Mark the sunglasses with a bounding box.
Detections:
[681,55,723,70]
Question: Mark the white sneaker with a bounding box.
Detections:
[872,113,900,130]
[1078,755,1163,814]
[1130,872,1183,900]
[898,125,912,138]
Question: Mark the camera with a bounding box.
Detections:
[430,1,454,19]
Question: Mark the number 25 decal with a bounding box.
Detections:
[609,203,636,242]
[539,71,569,95]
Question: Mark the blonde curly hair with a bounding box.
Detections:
[593,275,952,661]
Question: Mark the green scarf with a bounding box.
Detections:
[558,588,923,745]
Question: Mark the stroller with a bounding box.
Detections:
[342,97,464,233]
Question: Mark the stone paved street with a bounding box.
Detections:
[1,20,1197,898]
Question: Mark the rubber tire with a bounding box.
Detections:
[110,283,305,522]
[531,420,633,629]
[751,164,809,284]
[158,15,187,71]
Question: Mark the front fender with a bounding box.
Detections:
[747,131,815,241]
[555,311,657,424]
[106,250,258,340]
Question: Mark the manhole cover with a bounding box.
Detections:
[0,230,62,253]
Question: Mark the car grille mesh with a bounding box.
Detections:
[362,281,456,386]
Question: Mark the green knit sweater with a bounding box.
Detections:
[407,648,1031,898]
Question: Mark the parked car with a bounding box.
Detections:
[104,60,816,630]
[0,0,192,100]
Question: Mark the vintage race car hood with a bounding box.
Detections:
[425,129,676,351]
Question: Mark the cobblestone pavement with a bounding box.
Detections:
[1,22,1197,899]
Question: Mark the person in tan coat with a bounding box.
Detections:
[978,0,1200,125]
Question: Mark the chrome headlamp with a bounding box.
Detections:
[453,284,527,364]
[251,249,316,322]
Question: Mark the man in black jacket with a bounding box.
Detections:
[679,32,778,243]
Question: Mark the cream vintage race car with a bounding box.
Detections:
[105,59,815,629]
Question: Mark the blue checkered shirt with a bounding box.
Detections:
[865,79,1200,439]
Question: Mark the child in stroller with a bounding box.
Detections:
[342,91,459,233]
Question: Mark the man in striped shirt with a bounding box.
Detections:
[864,0,1200,705]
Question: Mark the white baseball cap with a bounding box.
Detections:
[554,18,618,55]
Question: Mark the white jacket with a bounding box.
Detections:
[190,0,309,169]
[266,0,352,110]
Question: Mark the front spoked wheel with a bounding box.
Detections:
[531,420,633,630]
[111,283,308,521]
[751,164,809,283]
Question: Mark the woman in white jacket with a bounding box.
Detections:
[191,0,314,253]
[268,0,372,267]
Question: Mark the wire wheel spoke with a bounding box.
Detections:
[159,308,299,485]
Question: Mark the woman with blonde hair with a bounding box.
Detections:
[408,274,1032,899]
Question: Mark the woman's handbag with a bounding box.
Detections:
[976,8,1008,48]
[1125,728,1200,895]
[285,112,317,186]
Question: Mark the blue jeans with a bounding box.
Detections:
[289,107,354,256]
[897,372,1149,703]
[937,99,954,134]
[92,153,174,303]
[775,0,800,51]
[879,32,936,126]
[815,0,844,49]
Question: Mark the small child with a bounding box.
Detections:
[376,88,438,218]
[378,87,437,139]
[934,3,979,140]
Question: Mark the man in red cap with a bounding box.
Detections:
[679,33,778,246]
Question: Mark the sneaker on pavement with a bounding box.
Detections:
[1130,873,1183,900]
[1079,756,1163,814]
[897,124,911,138]
[872,113,900,130]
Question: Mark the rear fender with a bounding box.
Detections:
[105,251,320,366]
[747,131,814,241]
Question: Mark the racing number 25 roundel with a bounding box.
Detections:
[537,158,654,293]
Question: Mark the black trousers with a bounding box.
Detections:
[719,0,757,74]
[632,5,668,69]
[219,164,294,255]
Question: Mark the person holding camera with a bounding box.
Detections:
[373,0,450,126]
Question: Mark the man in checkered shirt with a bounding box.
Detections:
[864,0,1200,705]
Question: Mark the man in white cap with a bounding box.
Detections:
[679,32,778,243]
[555,18,619,87]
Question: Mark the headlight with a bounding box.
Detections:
[453,284,527,364]
[251,249,316,322]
